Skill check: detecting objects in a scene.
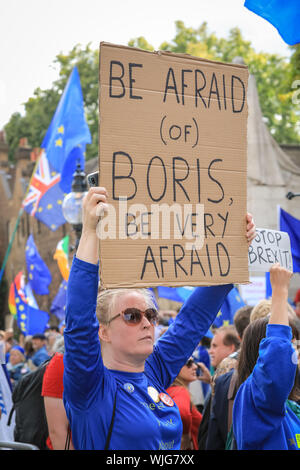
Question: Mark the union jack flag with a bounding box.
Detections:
[22,150,66,231]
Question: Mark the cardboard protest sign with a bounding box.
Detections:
[98,42,249,288]
[248,228,293,272]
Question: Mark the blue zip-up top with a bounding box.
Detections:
[233,324,300,450]
[63,256,232,450]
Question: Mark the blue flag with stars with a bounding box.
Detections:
[50,280,67,321]
[157,286,184,303]
[213,287,246,328]
[14,284,49,336]
[25,234,52,295]
[42,66,91,193]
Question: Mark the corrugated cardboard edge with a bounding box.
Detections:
[99,41,249,70]
[98,41,250,290]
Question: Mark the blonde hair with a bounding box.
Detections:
[96,287,156,324]
[250,298,296,323]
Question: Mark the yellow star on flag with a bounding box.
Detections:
[55,138,63,147]
[58,125,64,134]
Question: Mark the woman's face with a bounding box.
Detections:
[9,349,24,366]
[179,358,198,384]
[105,291,155,364]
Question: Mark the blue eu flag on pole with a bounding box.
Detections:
[50,280,67,321]
[279,207,300,272]
[14,285,49,336]
[176,286,195,302]
[156,286,196,303]
[25,234,52,295]
[244,0,300,45]
[157,286,184,303]
[213,287,245,328]
[42,66,91,193]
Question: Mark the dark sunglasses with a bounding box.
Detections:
[185,358,196,368]
[108,307,158,326]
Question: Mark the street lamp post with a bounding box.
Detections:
[286,192,300,200]
[62,162,88,249]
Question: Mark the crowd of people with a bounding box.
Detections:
[0,324,65,389]
[0,185,300,450]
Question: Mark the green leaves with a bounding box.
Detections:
[4,23,300,164]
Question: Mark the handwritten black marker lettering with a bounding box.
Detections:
[231,75,245,113]
[129,63,143,100]
[195,69,207,108]
[140,246,160,279]
[112,151,137,200]
[147,156,167,202]
[173,244,188,277]
[172,157,190,202]
[181,69,193,105]
[208,72,221,110]
[109,61,125,98]
[163,68,180,104]
[216,242,230,276]
[207,159,224,204]
[190,245,206,276]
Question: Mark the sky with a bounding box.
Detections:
[0,0,292,129]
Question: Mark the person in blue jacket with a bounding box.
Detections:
[31,334,50,367]
[233,263,300,450]
[63,186,256,450]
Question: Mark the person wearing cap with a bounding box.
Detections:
[31,334,50,367]
[7,345,30,389]
[63,186,256,450]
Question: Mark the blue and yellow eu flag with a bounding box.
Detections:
[157,286,184,303]
[14,284,49,336]
[25,234,52,295]
[213,287,246,328]
[50,280,67,321]
[244,0,300,45]
[42,66,91,193]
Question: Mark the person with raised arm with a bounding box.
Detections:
[63,186,256,450]
[233,263,300,450]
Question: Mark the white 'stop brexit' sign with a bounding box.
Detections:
[248,228,293,272]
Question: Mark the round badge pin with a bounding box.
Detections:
[147,386,160,403]
[124,383,135,394]
[159,393,174,407]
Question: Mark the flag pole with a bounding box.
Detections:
[0,152,42,287]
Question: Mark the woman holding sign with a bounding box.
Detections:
[233,263,300,450]
[63,186,256,450]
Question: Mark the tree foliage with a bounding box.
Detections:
[5,44,98,161]
[149,21,300,145]
[4,22,300,163]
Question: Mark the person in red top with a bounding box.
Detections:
[41,352,74,450]
[166,358,202,450]
[294,288,300,305]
